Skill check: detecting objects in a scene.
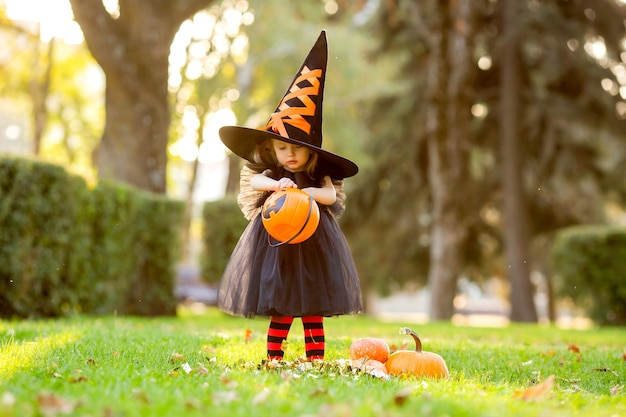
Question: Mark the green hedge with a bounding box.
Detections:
[86,181,139,314]
[200,197,248,284]
[0,158,91,317]
[0,157,185,318]
[551,225,626,326]
[127,190,185,316]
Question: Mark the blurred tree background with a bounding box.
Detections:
[1,0,625,323]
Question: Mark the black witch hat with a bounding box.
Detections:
[219,30,358,179]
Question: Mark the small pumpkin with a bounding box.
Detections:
[349,337,390,363]
[351,358,388,375]
[385,327,449,379]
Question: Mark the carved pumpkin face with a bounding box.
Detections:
[385,328,449,379]
[349,337,390,363]
[261,188,320,244]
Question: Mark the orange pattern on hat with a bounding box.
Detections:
[267,66,322,138]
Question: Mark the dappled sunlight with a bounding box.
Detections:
[4,0,83,44]
[0,330,81,380]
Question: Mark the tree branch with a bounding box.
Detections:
[68,0,124,75]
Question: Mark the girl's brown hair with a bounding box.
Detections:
[251,139,278,167]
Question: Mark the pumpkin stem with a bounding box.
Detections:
[400,327,422,353]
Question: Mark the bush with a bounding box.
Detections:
[551,225,626,325]
[126,191,185,316]
[87,182,185,316]
[200,197,248,284]
[86,181,139,314]
[0,157,185,318]
[0,157,91,317]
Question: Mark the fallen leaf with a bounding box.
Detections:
[310,387,328,397]
[86,358,97,366]
[37,392,78,415]
[1,392,16,408]
[197,363,209,375]
[393,387,413,406]
[212,391,238,405]
[252,388,271,405]
[185,398,201,410]
[557,377,581,384]
[170,352,185,363]
[572,384,589,394]
[181,363,192,374]
[610,384,623,396]
[68,375,88,384]
[591,367,619,377]
[389,342,408,354]
[219,372,238,388]
[245,329,253,343]
[517,375,555,401]
[261,359,282,370]
[541,350,556,357]
[201,345,216,354]
[132,389,150,404]
[568,344,580,354]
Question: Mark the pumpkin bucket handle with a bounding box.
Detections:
[267,193,316,247]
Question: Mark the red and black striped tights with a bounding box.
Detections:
[267,316,324,361]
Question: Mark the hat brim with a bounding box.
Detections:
[219,126,358,179]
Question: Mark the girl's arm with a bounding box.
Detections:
[250,170,297,191]
[302,176,336,205]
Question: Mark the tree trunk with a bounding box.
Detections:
[426,0,474,320]
[69,0,215,193]
[500,0,538,322]
[30,33,53,156]
[98,69,170,192]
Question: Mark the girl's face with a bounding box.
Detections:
[271,139,312,172]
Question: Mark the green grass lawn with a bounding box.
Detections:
[1,307,624,417]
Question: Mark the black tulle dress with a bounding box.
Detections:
[217,166,363,318]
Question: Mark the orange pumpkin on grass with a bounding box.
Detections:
[350,358,388,375]
[349,337,390,363]
[385,327,449,378]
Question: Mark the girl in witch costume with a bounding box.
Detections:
[217,31,363,362]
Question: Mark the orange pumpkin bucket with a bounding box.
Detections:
[261,188,320,245]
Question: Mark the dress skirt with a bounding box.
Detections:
[217,206,363,318]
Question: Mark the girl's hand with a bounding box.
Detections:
[275,177,297,190]
[250,172,297,191]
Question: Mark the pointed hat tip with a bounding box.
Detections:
[315,30,326,46]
